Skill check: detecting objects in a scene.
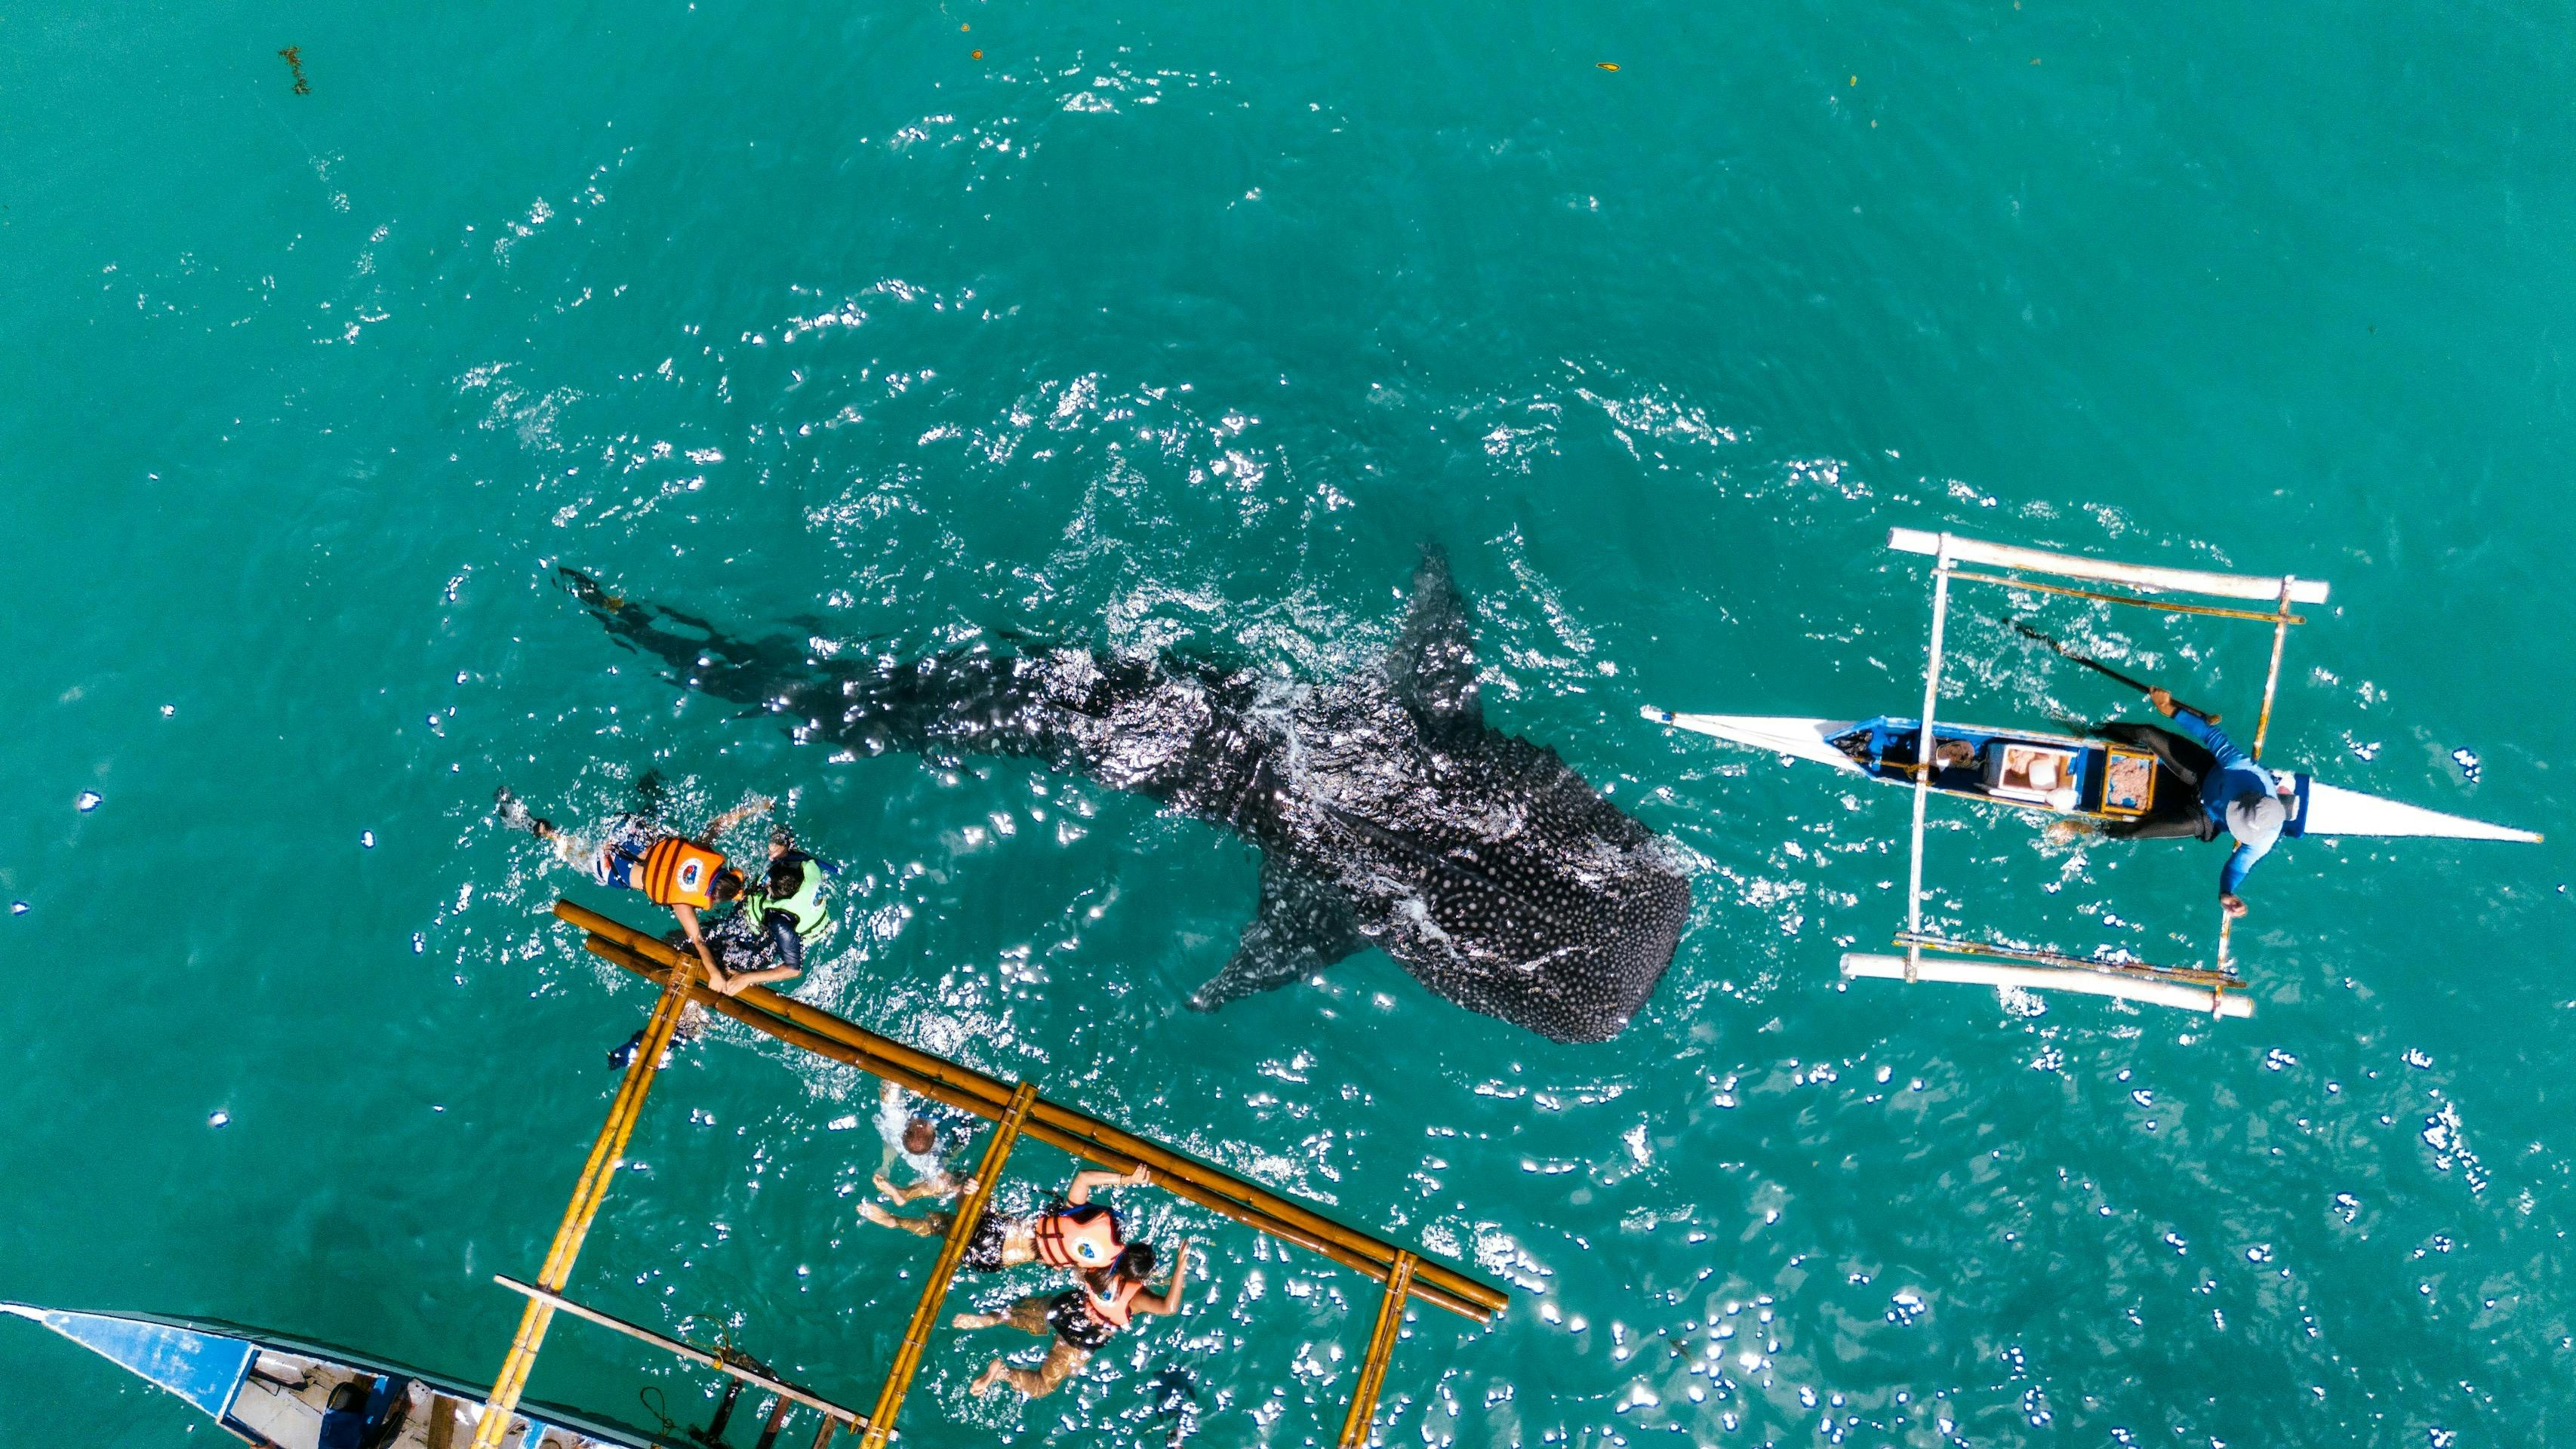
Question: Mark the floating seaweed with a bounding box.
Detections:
[279,45,310,95]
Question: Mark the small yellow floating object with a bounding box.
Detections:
[971,48,983,58]
[1596,62,1619,71]
[962,22,971,29]
[1849,75,1857,85]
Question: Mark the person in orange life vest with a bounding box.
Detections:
[502,789,772,994]
[955,1240,1194,1400]
[856,1164,1153,1271]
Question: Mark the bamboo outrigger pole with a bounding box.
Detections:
[858,1083,1040,1449]
[2248,574,2299,764]
[469,971,699,1449]
[1906,534,1956,983]
[2227,574,2300,977]
[1337,1251,1417,1448]
[559,901,1508,1322]
[491,1276,864,1431]
[1945,569,2310,626]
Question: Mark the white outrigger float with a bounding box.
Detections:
[1647,529,2541,1019]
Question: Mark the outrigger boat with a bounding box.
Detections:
[3,1301,681,1447]
[1645,713,2543,846]
[1646,529,2542,1018]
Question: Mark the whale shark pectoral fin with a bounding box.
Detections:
[1186,856,1363,1014]
[1384,547,1485,736]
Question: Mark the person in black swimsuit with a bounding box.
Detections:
[2047,721,2223,843]
[953,1241,1194,1400]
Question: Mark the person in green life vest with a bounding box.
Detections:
[718,827,833,992]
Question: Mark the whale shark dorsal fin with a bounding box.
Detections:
[1384,549,1483,735]
[1186,855,1364,1014]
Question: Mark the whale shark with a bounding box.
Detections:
[557,555,1691,1042]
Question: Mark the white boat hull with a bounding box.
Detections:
[2301,780,2541,844]
[1638,708,1860,772]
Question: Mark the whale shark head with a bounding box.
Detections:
[559,552,1690,1043]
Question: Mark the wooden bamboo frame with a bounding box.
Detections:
[1337,1252,1416,1447]
[1888,528,2331,604]
[1844,952,2254,1018]
[2249,575,2297,763]
[1940,570,2307,626]
[475,898,1507,1448]
[1890,931,2239,989]
[858,1083,1039,1449]
[469,971,697,1449]
[561,901,1507,1322]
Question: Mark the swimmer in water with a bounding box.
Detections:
[871,1079,973,1205]
[497,786,769,993]
[955,1241,1194,1400]
[857,1164,1153,1272]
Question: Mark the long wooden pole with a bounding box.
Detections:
[1885,528,2332,605]
[1843,952,2252,1019]
[1889,931,2237,989]
[1942,570,2307,626]
[561,903,1506,1321]
[576,934,1497,1322]
[490,1277,864,1429]
[1906,539,1955,983]
[1337,1251,1416,1448]
[2249,574,2297,764]
[469,970,697,1449]
[859,1082,1039,1449]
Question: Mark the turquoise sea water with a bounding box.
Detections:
[6,1,2574,1443]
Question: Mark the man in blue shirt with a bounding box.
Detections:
[2144,687,2289,918]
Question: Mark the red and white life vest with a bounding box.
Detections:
[1031,1208,1122,1269]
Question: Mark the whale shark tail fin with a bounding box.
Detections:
[1385,547,1484,740]
[1188,855,1365,1013]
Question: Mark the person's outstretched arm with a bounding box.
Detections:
[1133,1242,1194,1316]
[2218,848,2257,916]
[1065,1164,1152,1203]
[701,796,776,839]
[2150,690,2247,769]
[711,914,805,995]
[670,902,730,990]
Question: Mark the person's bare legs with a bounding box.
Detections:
[977,1342,1088,1400]
[872,1171,959,1206]
[967,1297,1067,1395]
[857,1203,951,1237]
[955,1296,1050,1334]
